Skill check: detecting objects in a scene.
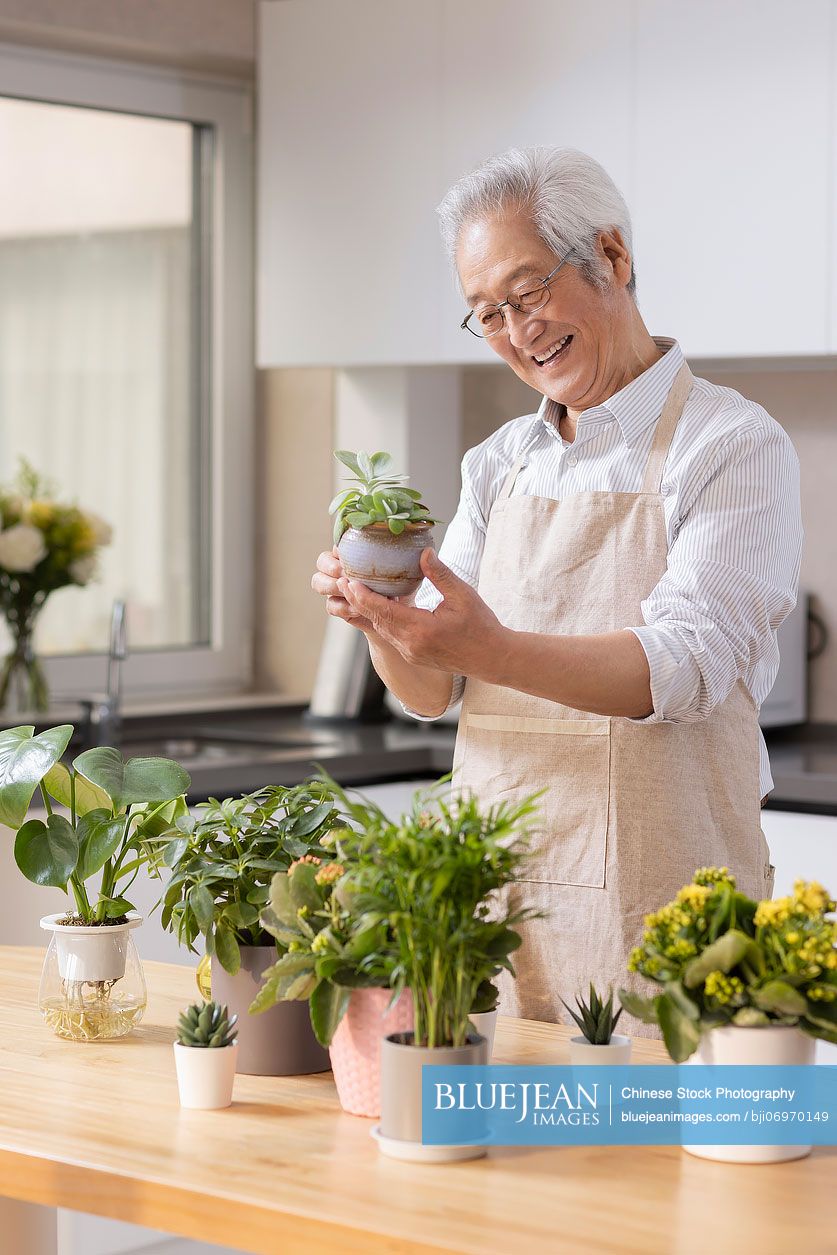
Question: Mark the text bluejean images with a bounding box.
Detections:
[421,1066,836,1147]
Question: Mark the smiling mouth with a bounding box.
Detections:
[532,335,573,367]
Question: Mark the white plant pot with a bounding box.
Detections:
[174,1042,238,1109]
[682,1025,815,1163]
[568,1034,632,1065]
[40,912,143,983]
[469,1010,498,1060]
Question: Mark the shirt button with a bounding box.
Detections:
[567,454,578,467]
[661,483,672,496]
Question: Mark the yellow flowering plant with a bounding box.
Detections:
[0,460,112,711]
[619,868,837,1061]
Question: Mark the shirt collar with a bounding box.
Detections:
[537,337,685,446]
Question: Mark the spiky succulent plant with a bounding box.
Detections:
[176,1000,238,1049]
[561,983,623,1045]
[330,450,439,544]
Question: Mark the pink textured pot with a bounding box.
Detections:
[329,987,414,1118]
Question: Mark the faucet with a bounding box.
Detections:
[80,599,127,749]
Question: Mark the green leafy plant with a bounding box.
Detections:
[619,867,837,1062]
[155,783,345,975]
[561,983,623,1045]
[329,450,439,545]
[0,722,191,923]
[176,1000,238,1048]
[326,780,540,1049]
[250,844,398,1048]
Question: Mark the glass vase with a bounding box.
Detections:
[0,630,49,714]
[38,913,147,1042]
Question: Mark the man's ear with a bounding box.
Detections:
[598,228,633,289]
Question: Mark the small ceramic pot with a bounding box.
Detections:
[379,1031,488,1161]
[174,1042,237,1109]
[682,1025,815,1163]
[469,1010,498,1060]
[40,911,142,983]
[568,1034,632,1065]
[329,987,414,1117]
[338,521,434,597]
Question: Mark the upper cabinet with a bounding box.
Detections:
[632,0,833,357]
[258,0,837,367]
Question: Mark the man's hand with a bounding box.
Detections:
[311,546,376,634]
[339,548,510,681]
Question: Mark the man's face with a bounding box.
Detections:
[456,209,631,409]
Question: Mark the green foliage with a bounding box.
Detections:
[321,777,541,1049]
[561,983,623,1045]
[154,783,345,975]
[176,1000,238,1048]
[251,843,397,1046]
[620,868,837,1061]
[0,722,191,924]
[330,450,440,544]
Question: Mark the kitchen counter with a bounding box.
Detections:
[0,948,833,1255]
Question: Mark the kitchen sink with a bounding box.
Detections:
[117,727,339,766]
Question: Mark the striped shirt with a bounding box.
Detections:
[408,338,803,797]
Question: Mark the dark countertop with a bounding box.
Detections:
[764,725,837,815]
[20,701,837,815]
[97,704,457,801]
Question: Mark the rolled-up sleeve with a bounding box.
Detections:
[400,452,487,721]
[628,418,802,724]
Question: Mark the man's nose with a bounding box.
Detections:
[504,305,543,350]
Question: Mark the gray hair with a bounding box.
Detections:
[436,146,636,298]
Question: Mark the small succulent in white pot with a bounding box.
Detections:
[174,1000,239,1109]
[563,984,631,1064]
[330,450,440,598]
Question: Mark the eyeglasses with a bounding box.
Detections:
[460,251,574,339]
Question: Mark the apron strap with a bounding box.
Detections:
[499,453,528,501]
[640,361,694,495]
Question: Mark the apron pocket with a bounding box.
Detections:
[454,712,611,889]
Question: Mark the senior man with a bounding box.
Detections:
[313,147,802,1028]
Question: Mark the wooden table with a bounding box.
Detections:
[0,948,833,1255]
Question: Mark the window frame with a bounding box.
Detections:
[0,41,254,701]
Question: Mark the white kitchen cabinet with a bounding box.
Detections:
[257,0,449,367]
[632,0,832,357]
[259,0,837,365]
[437,0,635,362]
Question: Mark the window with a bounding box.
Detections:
[0,43,253,700]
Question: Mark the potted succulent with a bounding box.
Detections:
[562,984,630,1064]
[155,782,344,1075]
[174,1000,238,1109]
[620,867,837,1163]
[330,450,440,597]
[336,788,539,1161]
[0,722,190,1040]
[251,816,411,1118]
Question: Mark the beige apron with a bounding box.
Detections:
[452,362,774,1033]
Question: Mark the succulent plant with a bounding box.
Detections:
[176,1000,238,1049]
[329,450,439,544]
[561,983,623,1045]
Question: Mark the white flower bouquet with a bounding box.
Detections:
[0,461,112,711]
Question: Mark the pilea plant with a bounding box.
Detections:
[561,984,623,1045]
[177,1000,238,1049]
[0,723,191,923]
[155,782,345,974]
[329,450,439,544]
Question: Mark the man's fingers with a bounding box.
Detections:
[312,571,341,597]
[325,595,373,631]
[317,549,343,578]
[420,548,464,593]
